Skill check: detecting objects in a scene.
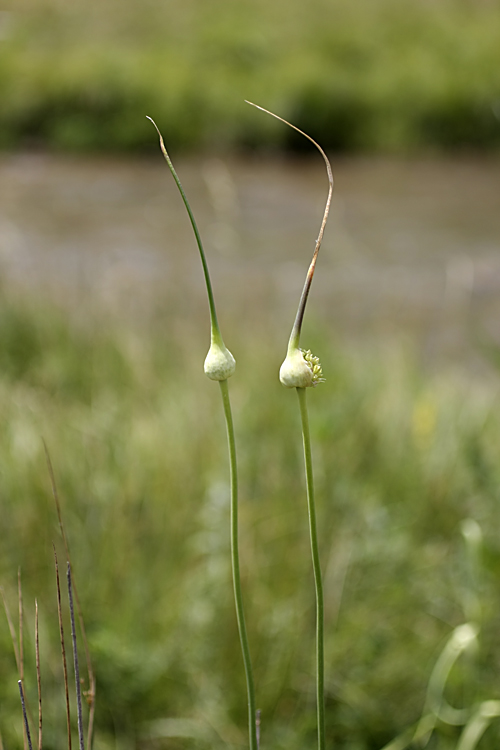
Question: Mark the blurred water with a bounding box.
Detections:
[0,152,499,370]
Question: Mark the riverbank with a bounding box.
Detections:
[2,0,500,152]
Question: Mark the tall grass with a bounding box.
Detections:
[1,292,500,748]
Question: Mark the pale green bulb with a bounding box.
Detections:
[204,341,236,381]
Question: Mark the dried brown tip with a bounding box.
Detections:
[245,101,334,348]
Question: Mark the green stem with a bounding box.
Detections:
[219,379,258,750]
[297,386,325,750]
[147,117,222,343]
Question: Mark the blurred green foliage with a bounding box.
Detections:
[0,0,499,152]
[1,292,500,749]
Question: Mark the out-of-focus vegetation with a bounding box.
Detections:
[1,0,500,152]
[1,291,500,749]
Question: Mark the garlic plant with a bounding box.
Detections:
[247,101,333,750]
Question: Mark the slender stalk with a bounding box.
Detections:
[1,586,20,671]
[219,378,258,750]
[67,564,85,750]
[44,443,95,750]
[18,681,33,750]
[297,387,325,750]
[18,569,24,689]
[35,600,42,750]
[2,585,34,746]
[19,569,27,750]
[53,546,72,750]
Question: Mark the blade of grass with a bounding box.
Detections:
[35,600,42,750]
[2,583,35,747]
[379,714,435,750]
[18,569,24,686]
[44,442,95,749]
[1,586,20,672]
[456,701,500,750]
[53,546,72,750]
[19,570,27,750]
[18,681,33,750]
[67,564,85,750]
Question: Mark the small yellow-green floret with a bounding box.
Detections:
[302,350,325,386]
[280,347,325,388]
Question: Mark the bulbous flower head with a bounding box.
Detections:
[148,116,236,384]
[204,341,236,381]
[280,348,325,389]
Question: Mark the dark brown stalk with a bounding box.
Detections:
[67,564,85,750]
[18,570,27,750]
[44,442,95,749]
[53,546,72,750]
[18,681,33,750]
[35,600,42,750]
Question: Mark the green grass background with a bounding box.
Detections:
[1,0,500,152]
[1,289,500,749]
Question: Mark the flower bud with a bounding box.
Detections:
[204,341,236,381]
[280,347,324,388]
